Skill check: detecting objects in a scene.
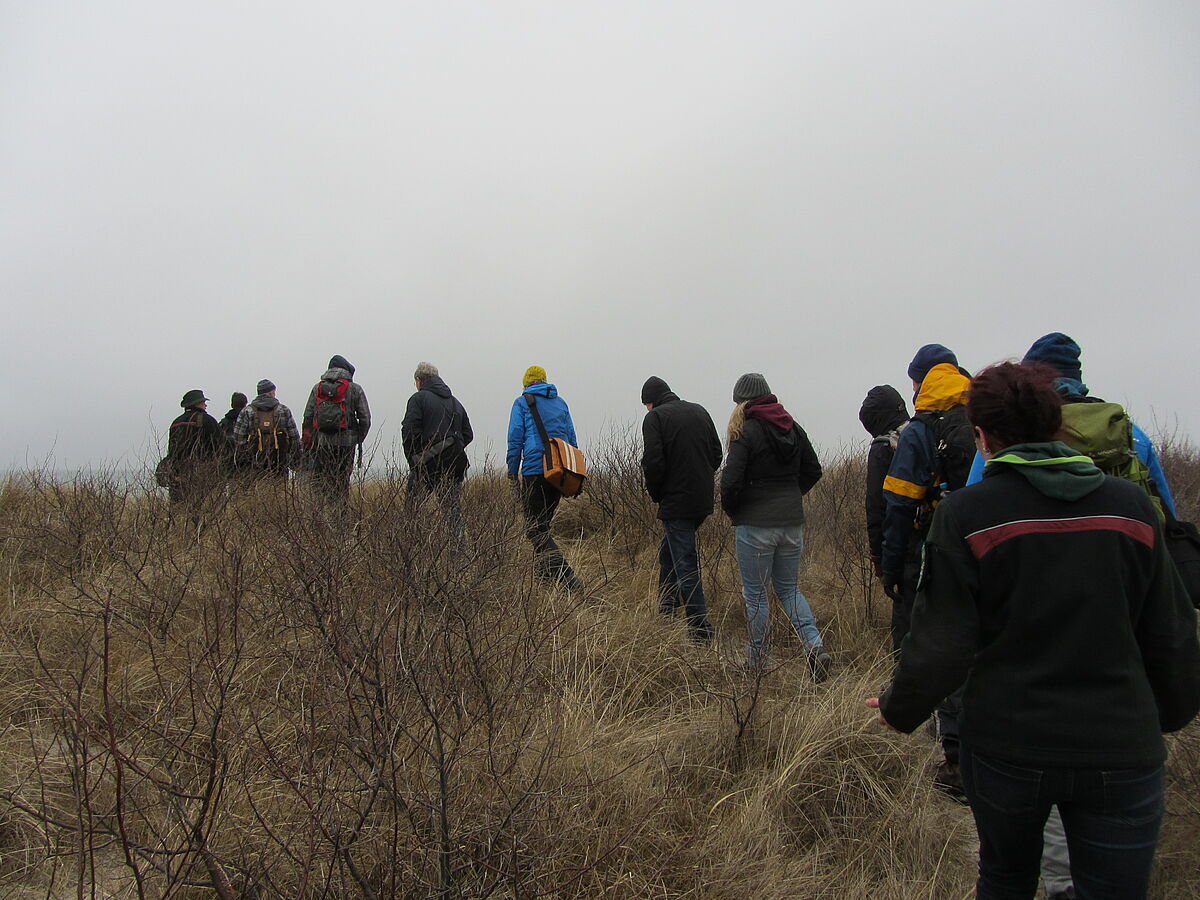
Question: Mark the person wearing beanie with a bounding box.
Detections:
[640,376,723,643]
[164,389,224,506]
[858,386,910,591]
[402,361,474,536]
[881,344,974,793]
[233,378,301,482]
[507,366,584,591]
[302,354,371,507]
[719,375,830,680]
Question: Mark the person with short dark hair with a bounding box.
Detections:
[220,392,248,441]
[302,355,371,506]
[869,361,1200,900]
[165,389,225,506]
[402,361,473,535]
[640,376,722,643]
[720,373,829,678]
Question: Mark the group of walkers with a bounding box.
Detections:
[163,338,1200,899]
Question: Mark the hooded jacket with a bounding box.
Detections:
[302,365,371,449]
[859,386,909,563]
[640,392,723,521]
[507,383,577,478]
[402,375,473,474]
[880,363,971,576]
[720,398,822,527]
[232,395,301,465]
[881,442,1200,768]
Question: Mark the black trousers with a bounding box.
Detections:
[520,475,581,589]
[313,444,355,506]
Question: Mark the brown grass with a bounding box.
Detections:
[0,439,1195,898]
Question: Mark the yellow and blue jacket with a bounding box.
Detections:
[880,363,971,577]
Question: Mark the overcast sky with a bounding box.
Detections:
[3,1,1198,473]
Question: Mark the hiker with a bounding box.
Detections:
[857,385,909,650]
[507,365,583,591]
[719,374,830,678]
[164,389,225,506]
[234,379,300,482]
[402,362,473,534]
[880,343,973,792]
[868,361,1199,899]
[963,332,1179,900]
[302,355,371,506]
[219,392,248,443]
[640,376,723,643]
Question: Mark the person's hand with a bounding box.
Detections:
[865,698,896,731]
[880,572,902,601]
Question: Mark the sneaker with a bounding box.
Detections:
[807,649,832,683]
[933,761,967,803]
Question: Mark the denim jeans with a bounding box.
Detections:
[658,518,712,642]
[735,524,822,666]
[960,745,1164,900]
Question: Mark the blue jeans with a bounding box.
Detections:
[658,518,712,641]
[960,745,1164,900]
[735,524,822,666]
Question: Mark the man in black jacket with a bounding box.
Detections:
[402,362,473,534]
[640,376,723,643]
[166,389,225,507]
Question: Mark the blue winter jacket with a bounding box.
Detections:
[507,383,578,477]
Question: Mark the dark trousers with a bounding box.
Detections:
[313,444,355,506]
[657,517,712,642]
[520,475,581,589]
[407,469,465,542]
[960,745,1163,900]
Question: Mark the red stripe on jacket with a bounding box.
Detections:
[966,515,1155,560]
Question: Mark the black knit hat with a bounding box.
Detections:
[641,376,671,405]
[257,379,276,395]
[733,373,770,402]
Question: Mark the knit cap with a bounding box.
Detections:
[641,376,671,405]
[1022,333,1083,383]
[733,373,770,402]
[257,379,276,395]
[523,365,547,387]
[907,344,958,384]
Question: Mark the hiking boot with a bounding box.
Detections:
[807,649,832,683]
[933,761,967,803]
[1046,889,1075,900]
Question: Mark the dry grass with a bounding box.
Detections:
[0,440,1195,899]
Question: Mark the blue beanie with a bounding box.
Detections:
[907,344,958,384]
[1022,333,1083,382]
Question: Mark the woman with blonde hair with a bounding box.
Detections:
[720,373,830,678]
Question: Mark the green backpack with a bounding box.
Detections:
[1059,401,1162,519]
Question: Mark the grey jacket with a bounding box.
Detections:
[234,396,301,462]
[302,367,372,448]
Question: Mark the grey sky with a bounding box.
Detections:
[3,1,1198,472]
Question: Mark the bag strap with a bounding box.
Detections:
[524,393,553,462]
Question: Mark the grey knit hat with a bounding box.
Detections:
[733,373,770,402]
[257,379,276,395]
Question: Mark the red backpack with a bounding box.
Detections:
[313,379,351,434]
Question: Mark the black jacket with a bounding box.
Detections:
[859,386,909,563]
[720,418,822,527]
[401,376,473,476]
[167,408,224,463]
[881,447,1200,769]
[640,394,722,521]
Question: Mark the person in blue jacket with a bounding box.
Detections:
[507,365,584,591]
[964,333,1176,515]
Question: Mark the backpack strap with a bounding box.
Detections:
[524,393,552,463]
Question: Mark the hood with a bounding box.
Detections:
[250,396,279,411]
[641,376,673,406]
[914,363,970,413]
[744,394,794,432]
[859,385,909,437]
[983,441,1105,501]
[328,355,355,376]
[321,367,353,382]
[522,382,559,401]
[419,374,453,399]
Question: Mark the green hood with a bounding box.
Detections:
[983,441,1105,501]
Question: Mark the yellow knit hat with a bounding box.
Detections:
[523,365,547,387]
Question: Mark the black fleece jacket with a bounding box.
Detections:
[641,395,722,521]
[720,418,822,527]
[401,376,473,464]
[881,456,1200,769]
